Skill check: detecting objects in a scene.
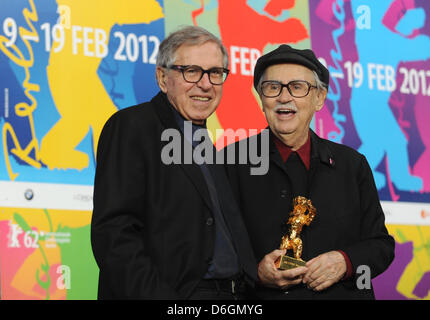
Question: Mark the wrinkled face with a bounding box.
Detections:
[259,63,326,145]
[156,41,225,125]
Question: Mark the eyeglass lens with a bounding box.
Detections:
[180,65,228,84]
[262,80,312,98]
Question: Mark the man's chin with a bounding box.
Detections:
[189,115,209,125]
[191,111,216,124]
[272,127,295,136]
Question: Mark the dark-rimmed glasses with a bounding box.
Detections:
[261,80,317,98]
[167,65,229,85]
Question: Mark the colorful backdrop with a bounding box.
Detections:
[1,0,429,300]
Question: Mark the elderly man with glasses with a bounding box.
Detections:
[225,45,394,299]
[91,26,257,300]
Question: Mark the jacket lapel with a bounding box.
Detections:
[308,130,335,197]
[151,92,213,211]
[309,130,334,168]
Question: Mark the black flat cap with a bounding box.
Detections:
[253,44,329,91]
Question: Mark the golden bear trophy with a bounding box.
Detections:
[275,196,316,270]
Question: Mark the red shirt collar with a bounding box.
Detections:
[273,132,311,170]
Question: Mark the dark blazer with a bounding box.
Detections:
[91,91,257,299]
[225,129,395,300]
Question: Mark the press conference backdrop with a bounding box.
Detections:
[0,0,429,300]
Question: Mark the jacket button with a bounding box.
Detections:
[206,217,214,226]
[281,189,287,198]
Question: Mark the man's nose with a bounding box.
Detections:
[197,72,212,89]
[277,86,293,102]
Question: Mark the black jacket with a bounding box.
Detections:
[91,91,257,299]
[225,129,395,299]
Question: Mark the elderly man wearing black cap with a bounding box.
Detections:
[225,45,394,299]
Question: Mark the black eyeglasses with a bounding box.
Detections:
[167,65,229,85]
[260,80,317,98]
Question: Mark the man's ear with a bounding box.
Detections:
[314,88,327,112]
[156,66,168,93]
[258,93,266,115]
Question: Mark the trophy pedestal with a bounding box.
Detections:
[275,255,306,270]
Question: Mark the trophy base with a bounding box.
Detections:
[275,255,306,270]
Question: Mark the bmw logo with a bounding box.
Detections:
[24,189,34,201]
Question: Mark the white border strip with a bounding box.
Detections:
[0,181,93,211]
[1,181,430,224]
[381,201,430,225]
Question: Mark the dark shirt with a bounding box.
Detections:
[171,107,240,279]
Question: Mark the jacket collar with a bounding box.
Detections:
[151,91,182,131]
[268,128,335,169]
